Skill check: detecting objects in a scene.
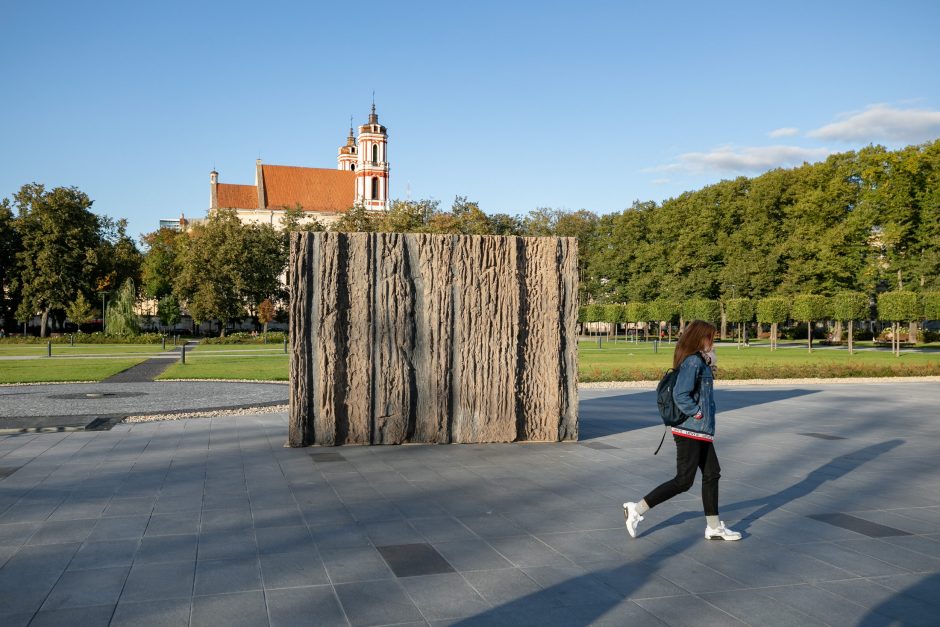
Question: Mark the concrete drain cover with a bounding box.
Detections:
[48,392,148,400]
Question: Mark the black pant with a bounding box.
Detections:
[643,435,720,516]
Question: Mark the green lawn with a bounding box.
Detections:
[2,339,938,384]
[578,339,940,381]
[0,344,165,357]
[158,353,289,380]
[0,358,149,384]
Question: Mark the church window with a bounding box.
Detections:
[371,177,378,199]
[372,144,378,163]
[350,164,355,171]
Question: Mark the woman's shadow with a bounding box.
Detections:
[642,438,905,536]
[453,438,906,626]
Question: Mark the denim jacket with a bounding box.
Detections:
[671,353,716,441]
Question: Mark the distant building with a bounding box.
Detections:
[158,214,188,231]
[207,104,389,229]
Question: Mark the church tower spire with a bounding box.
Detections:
[337,116,357,171]
[355,102,389,210]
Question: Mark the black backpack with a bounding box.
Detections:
[653,353,704,454]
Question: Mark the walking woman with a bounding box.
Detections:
[623,320,741,541]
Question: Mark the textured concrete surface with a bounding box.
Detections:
[288,232,579,447]
[0,381,938,626]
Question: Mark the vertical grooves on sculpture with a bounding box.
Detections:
[314,233,339,445]
[372,233,414,444]
[519,237,563,441]
[558,238,579,441]
[333,234,351,444]
[452,236,518,443]
[411,234,453,443]
[447,235,461,444]
[343,232,372,444]
[514,237,529,441]
[288,232,312,447]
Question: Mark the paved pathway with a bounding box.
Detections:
[100,342,196,384]
[0,382,938,626]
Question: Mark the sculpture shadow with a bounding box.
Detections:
[858,572,940,625]
[451,438,904,626]
[578,388,820,440]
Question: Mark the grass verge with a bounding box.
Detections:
[0,358,148,384]
[157,354,289,381]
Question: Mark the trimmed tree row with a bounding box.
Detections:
[580,290,940,356]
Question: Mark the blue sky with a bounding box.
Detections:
[2,1,939,243]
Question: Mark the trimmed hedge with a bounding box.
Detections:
[201,331,287,345]
[0,332,166,345]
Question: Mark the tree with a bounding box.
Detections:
[105,278,140,336]
[157,295,181,331]
[584,303,606,337]
[681,299,721,325]
[375,199,438,233]
[602,304,624,341]
[65,292,96,332]
[12,184,102,337]
[790,295,831,353]
[756,296,790,350]
[97,217,142,298]
[281,203,326,233]
[647,298,680,341]
[331,204,376,232]
[831,292,869,354]
[625,302,648,341]
[0,199,21,332]
[922,292,940,325]
[725,298,755,346]
[877,291,919,356]
[258,298,275,337]
[175,209,284,336]
[141,227,182,300]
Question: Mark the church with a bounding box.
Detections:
[206,104,389,229]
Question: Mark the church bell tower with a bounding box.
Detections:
[355,104,389,210]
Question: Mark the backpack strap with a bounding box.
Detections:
[653,425,668,455]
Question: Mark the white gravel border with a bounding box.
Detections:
[124,404,288,423]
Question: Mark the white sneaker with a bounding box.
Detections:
[623,502,643,538]
[705,521,742,541]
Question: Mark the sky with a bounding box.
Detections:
[2,0,940,244]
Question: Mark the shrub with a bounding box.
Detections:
[201,331,287,345]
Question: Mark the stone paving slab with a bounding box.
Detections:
[0,381,938,626]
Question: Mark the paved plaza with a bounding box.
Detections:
[0,381,938,626]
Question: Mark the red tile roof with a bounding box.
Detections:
[217,184,258,209]
[262,165,355,213]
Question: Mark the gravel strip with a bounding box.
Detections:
[124,404,288,423]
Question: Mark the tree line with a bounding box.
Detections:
[2,139,938,337]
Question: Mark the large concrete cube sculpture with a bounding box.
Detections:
[288,232,578,446]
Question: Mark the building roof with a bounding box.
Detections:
[261,165,355,213]
[217,184,258,210]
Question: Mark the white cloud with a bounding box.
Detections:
[650,178,671,185]
[769,127,799,138]
[808,104,940,143]
[648,145,831,174]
